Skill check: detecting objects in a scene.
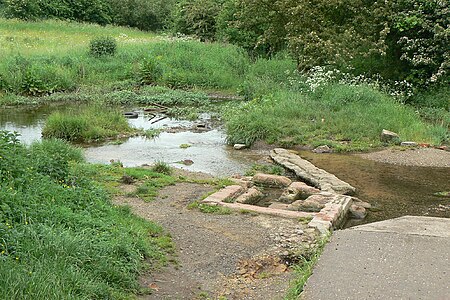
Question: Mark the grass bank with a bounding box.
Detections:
[0,132,172,299]
[0,18,448,151]
[42,105,136,142]
[225,84,449,151]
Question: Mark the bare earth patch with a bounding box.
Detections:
[359,148,450,167]
[114,178,318,300]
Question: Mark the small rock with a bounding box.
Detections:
[312,145,332,154]
[380,129,400,144]
[419,143,430,148]
[289,199,324,212]
[279,182,321,203]
[352,197,372,209]
[401,141,418,147]
[235,187,263,204]
[253,173,292,187]
[233,144,247,150]
[182,159,194,166]
[349,204,367,219]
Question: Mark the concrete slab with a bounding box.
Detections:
[302,216,450,300]
[352,216,450,238]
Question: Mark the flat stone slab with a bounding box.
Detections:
[353,216,450,238]
[202,185,244,203]
[271,148,355,194]
[303,216,450,300]
[215,201,316,219]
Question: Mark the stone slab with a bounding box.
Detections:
[215,202,316,219]
[202,185,245,203]
[271,148,355,195]
[352,216,450,238]
[303,216,450,300]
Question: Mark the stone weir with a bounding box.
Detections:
[201,148,368,234]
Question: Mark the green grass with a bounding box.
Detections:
[0,131,172,299]
[285,234,330,300]
[42,105,135,142]
[187,201,233,215]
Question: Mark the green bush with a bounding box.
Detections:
[89,36,117,58]
[172,0,222,41]
[3,0,112,25]
[109,0,175,31]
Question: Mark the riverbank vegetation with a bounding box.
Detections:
[0,132,173,299]
[42,105,135,142]
[0,19,447,150]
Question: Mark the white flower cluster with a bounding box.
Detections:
[285,66,415,100]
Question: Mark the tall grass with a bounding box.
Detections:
[42,105,134,142]
[0,132,171,299]
[226,84,448,150]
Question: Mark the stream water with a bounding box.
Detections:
[1,105,449,227]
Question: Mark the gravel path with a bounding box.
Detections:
[113,174,309,299]
[359,148,450,167]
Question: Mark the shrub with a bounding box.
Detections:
[138,58,163,85]
[89,36,117,58]
[172,0,223,41]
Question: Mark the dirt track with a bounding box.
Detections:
[114,174,310,299]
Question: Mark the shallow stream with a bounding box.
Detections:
[1,105,449,226]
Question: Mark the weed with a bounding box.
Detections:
[187,200,232,215]
[151,161,172,175]
[89,36,117,57]
[138,58,163,85]
[245,164,285,176]
[143,129,161,139]
[285,234,330,299]
[179,143,192,149]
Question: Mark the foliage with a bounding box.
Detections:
[172,0,222,41]
[217,0,287,57]
[29,139,84,181]
[187,200,232,215]
[245,164,285,176]
[3,0,112,25]
[388,0,449,86]
[108,0,175,31]
[138,57,163,85]
[0,133,170,299]
[1,0,174,30]
[89,36,117,58]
